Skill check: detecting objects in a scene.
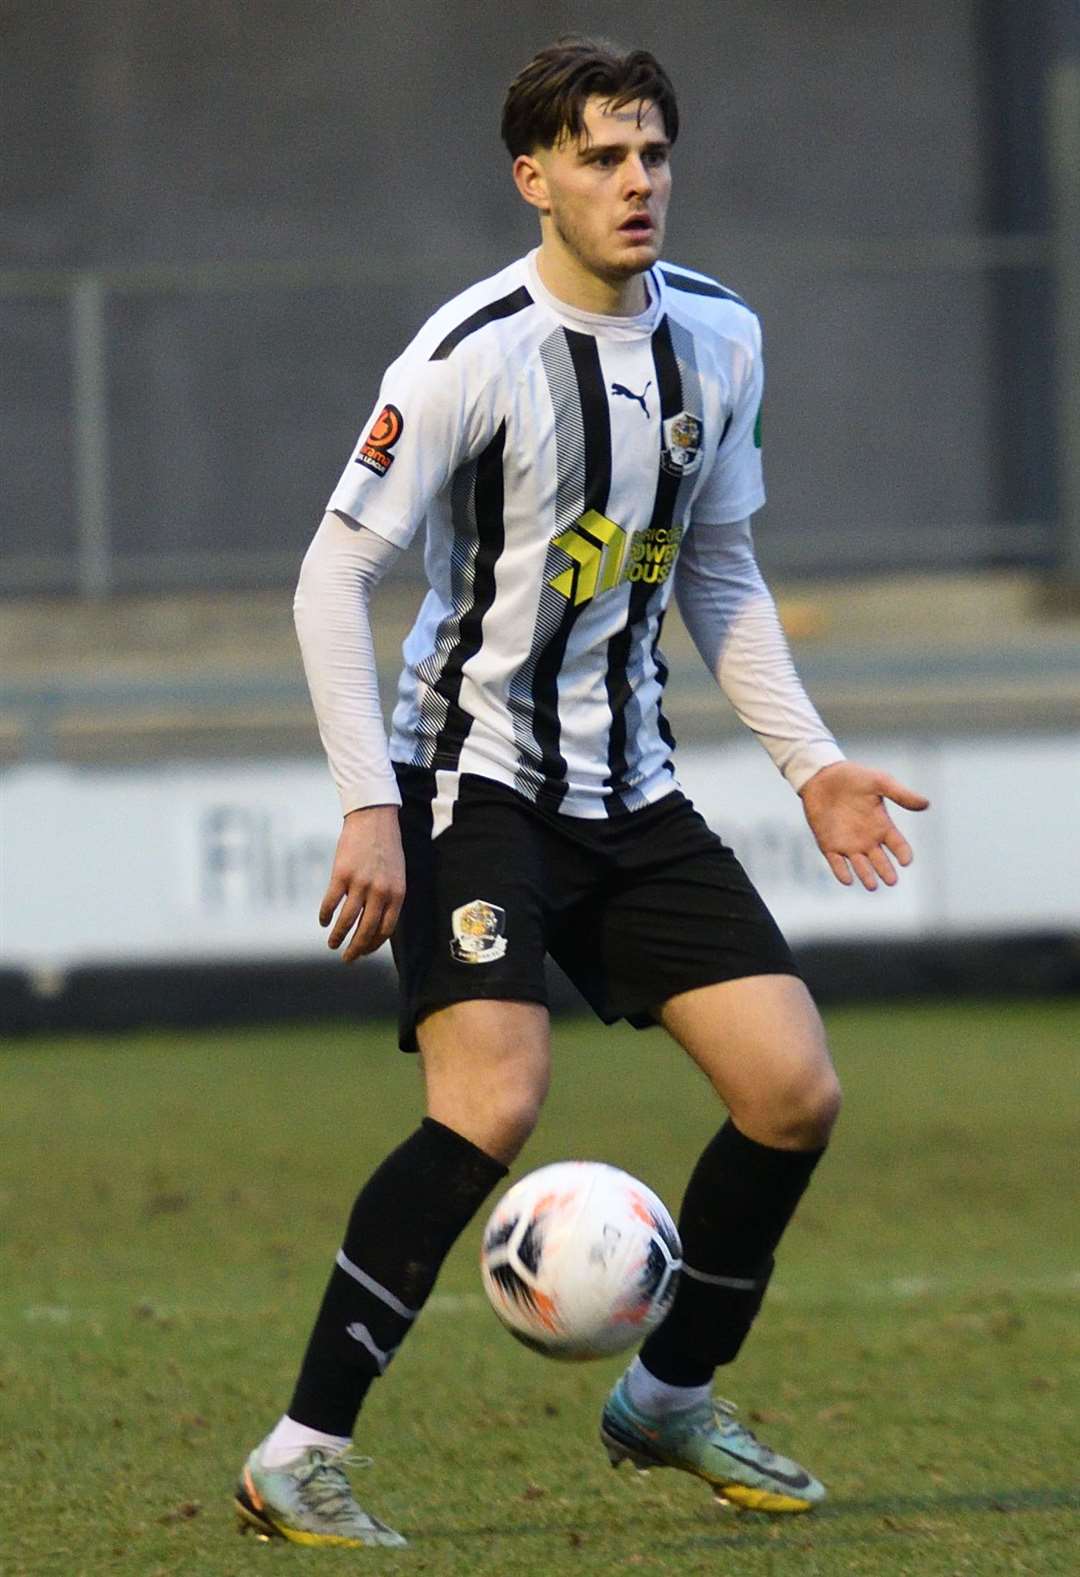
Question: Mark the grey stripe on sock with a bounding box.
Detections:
[335,1250,418,1320]
[682,1263,760,1291]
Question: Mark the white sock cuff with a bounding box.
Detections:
[258,1414,353,1469]
[624,1356,712,1418]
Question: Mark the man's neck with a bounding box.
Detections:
[535,243,649,317]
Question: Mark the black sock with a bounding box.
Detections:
[288,1117,507,1435]
[639,1120,825,1387]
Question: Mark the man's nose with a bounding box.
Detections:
[624,155,653,196]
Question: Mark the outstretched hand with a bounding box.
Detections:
[798,761,929,890]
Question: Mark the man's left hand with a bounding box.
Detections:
[798,761,930,890]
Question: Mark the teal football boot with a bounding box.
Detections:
[601,1375,825,1513]
[234,1444,406,1547]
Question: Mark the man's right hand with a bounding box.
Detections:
[319,805,406,961]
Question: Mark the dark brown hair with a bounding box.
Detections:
[501,37,679,157]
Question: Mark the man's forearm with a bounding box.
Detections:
[675,519,844,791]
[293,511,403,813]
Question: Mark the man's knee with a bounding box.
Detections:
[419,999,550,1165]
[741,1062,842,1150]
[478,1086,544,1156]
[425,1069,545,1165]
[789,1064,842,1146]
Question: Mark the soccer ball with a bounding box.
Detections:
[480,1161,682,1361]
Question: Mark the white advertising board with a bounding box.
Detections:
[1,762,341,969]
[1,735,1077,973]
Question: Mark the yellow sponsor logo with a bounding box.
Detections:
[549,510,628,606]
[548,512,685,604]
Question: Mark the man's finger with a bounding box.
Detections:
[882,823,914,867]
[878,775,930,812]
[319,877,348,928]
[328,890,365,949]
[867,844,898,887]
[383,894,405,942]
[343,882,401,960]
[850,852,879,891]
[826,851,853,886]
[342,903,384,961]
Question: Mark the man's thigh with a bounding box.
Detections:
[418,998,552,1164]
[661,974,839,1148]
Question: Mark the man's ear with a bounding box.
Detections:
[513,152,550,214]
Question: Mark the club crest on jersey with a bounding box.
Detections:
[660,410,703,476]
[450,900,507,965]
[356,403,404,478]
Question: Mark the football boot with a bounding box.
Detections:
[601,1374,825,1513]
[234,1444,406,1547]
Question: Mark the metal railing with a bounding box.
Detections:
[3,60,1077,600]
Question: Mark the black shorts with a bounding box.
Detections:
[390,768,800,1053]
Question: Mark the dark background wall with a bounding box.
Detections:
[0,0,1063,590]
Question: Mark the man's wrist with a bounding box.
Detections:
[790,746,847,797]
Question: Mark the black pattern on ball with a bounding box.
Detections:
[516,1217,545,1274]
[483,1216,518,1254]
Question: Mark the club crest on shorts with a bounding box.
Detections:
[450,900,507,964]
[660,410,703,476]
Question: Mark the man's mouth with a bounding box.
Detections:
[619,214,654,237]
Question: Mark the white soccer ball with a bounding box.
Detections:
[480,1161,682,1361]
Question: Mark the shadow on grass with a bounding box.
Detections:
[817,1488,1080,1519]
[412,1486,1080,1548]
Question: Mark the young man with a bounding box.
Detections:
[235,39,928,1548]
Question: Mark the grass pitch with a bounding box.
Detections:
[2,998,1078,1574]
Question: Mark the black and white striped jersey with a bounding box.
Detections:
[328,250,765,819]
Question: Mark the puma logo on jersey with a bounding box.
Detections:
[610,380,652,417]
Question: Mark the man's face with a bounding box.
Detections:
[524,96,672,286]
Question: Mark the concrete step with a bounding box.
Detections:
[3,573,1078,764]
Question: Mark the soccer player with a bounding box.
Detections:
[234,38,928,1547]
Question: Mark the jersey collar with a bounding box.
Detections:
[525,250,664,340]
